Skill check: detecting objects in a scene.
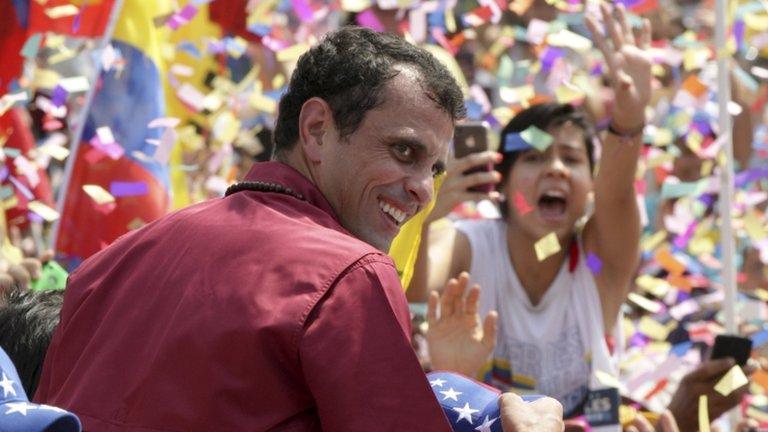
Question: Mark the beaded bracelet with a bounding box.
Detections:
[607,121,645,143]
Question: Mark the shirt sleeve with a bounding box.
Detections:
[299,255,451,432]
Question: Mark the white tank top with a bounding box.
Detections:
[456,219,618,416]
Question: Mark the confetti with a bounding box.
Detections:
[534,232,560,261]
[586,252,603,275]
[514,191,533,215]
[83,185,116,205]
[107,182,148,198]
[45,4,80,19]
[21,34,43,59]
[520,126,553,152]
[28,201,60,222]
[699,395,710,432]
[714,365,749,397]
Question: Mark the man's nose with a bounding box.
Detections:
[405,172,434,208]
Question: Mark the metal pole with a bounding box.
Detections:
[714,0,739,428]
[50,0,126,249]
[715,0,736,335]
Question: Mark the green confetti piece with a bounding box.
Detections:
[20,34,43,59]
[660,179,708,199]
[520,125,553,151]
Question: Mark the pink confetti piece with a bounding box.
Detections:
[514,191,533,215]
[291,0,314,23]
[355,9,384,32]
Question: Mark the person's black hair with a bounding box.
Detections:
[272,26,466,158]
[0,288,63,396]
[497,103,596,218]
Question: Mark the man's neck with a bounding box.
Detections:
[276,150,318,187]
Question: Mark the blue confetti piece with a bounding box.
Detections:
[466,100,483,120]
[751,330,768,349]
[670,341,693,357]
[503,133,531,153]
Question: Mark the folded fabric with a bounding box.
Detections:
[428,371,543,432]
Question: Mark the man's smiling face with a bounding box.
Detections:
[315,66,454,251]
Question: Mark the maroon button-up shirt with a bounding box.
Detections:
[36,162,451,431]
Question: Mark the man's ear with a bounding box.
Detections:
[298,97,333,163]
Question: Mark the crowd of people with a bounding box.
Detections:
[0,0,767,430]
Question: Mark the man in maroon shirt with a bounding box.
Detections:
[35,27,562,431]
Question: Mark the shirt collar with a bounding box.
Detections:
[242,161,339,220]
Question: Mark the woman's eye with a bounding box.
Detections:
[523,153,541,162]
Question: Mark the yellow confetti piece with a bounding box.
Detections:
[212,111,240,144]
[546,29,592,51]
[635,275,671,298]
[45,4,79,19]
[652,128,673,147]
[745,13,768,31]
[683,47,710,71]
[638,315,672,340]
[0,92,28,117]
[641,230,667,252]
[28,201,60,222]
[38,144,70,161]
[628,292,662,314]
[699,395,710,432]
[276,44,310,62]
[499,85,535,105]
[31,69,62,89]
[743,210,767,242]
[82,185,115,205]
[534,232,560,261]
[714,365,749,396]
[555,84,584,104]
[340,0,370,12]
[1,240,23,265]
[272,74,285,89]
[2,197,18,211]
[250,93,277,114]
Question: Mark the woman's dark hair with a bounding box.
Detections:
[497,103,596,217]
[272,26,466,158]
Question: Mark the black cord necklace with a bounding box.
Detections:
[225,181,305,202]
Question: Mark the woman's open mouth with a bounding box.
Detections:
[537,190,568,223]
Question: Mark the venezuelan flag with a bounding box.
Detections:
[56,1,173,268]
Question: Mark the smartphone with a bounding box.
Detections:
[710,334,753,366]
[453,122,493,193]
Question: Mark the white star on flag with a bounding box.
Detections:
[430,378,447,387]
[453,402,479,424]
[5,402,36,416]
[475,415,499,432]
[440,387,463,402]
[0,372,16,397]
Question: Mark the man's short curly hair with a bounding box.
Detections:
[273,26,466,158]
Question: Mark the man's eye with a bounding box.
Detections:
[394,144,413,160]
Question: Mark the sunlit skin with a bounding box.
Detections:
[503,122,594,245]
[304,66,455,251]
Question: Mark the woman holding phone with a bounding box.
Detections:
[411,3,651,418]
